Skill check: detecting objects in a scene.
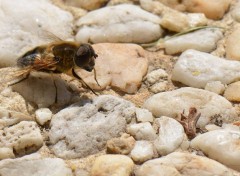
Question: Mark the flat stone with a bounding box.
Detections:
[183,0,231,20]
[172,49,240,88]
[0,154,73,176]
[130,140,154,163]
[0,121,43,159]
[164,28,223,55]
[144,87,238,128]
[76,43,148,93]
[226,27,240,61]
[191,129,240,171]
[49,95,136,159]
[91,155,134,176]
[135,152,234,176]
[224,81,240,102]
[154,116,187,156]
[76,4,162,44]
[127,122,157,141]
[204,81,225,95]
[0,0,73,67]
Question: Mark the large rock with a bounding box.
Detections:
[164,28,223,55]
[49,95,136,159]
[0,121,43,159]
[183,0,231,20]
[76,43,148,93]
[172,49,240,88]
[0,154,73,176]
[144,87,238,128]
[191,129,240,171]
[0,0,73,67]
[135,152,234,176]
[75,4,162,44]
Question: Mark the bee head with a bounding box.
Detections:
[74,44,98,72]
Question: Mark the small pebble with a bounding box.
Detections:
[204,81,225,95]
[136,108,154,123]
[35,108,53,125]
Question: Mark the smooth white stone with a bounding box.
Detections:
[130,141,154,163]
[204,81,225,95]
[191,129,240,171]
[136,108,154,123]
[35,108,52,125]
[172,49,240,88]
[164,28,223,55]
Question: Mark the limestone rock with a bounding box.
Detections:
[191,129,240,171]
[76,4,162,44]
[224,81,240,102]
[106,133,135,155]
[0,154,73,176]
[49,95,136,159]
[135,152,234,176]
[150,81,168,93]
[127,122,157,141]
[205,81,225,95]
[130,140,154,163]
[136,108,154,123]
[35,108,53,125]
[0,121,43,159]
[226,27,240,61]
[164,28,223,55]
[154,116,187,156]
[146,69,168,85]
[183,0,231,20]
[12,72,73,108]
[0,0,73,67]
[76,43,148,93]
[63,0,108,10]
[144,87,237,128]
[172,49,240,88]
[91,155,134,176]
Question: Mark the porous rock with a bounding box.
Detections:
[144,87,237,128]
[191,129,240,171]
[135,152,234,176]
[172,49,240,88]
[0,154,73,176]
[0,121,43,159]
[76,43,148,93]
[76,4,162,44]
[49,95,136,159]
[0,0,73,67]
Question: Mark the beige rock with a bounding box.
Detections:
[224,81,240,102]
[183,0,231,20]
[0,121,43,158]
[63,0,109,10]
[205,81,225,95]
[226,27,240,61]
[107,133,135,155]
[146,69,168,85]
[76,43,148,93]
[91,155,134,176]
[135,152,234,176]
[155,0,186,11]
[150,81,168,93]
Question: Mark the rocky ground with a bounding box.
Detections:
[0,0,240,175]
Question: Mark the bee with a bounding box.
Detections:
[3,35,100,95]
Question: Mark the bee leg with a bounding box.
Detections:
[71,69,98,96]
[51,73,58,104]
[93,68,101,87]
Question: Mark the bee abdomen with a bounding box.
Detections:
[17,53,41,67]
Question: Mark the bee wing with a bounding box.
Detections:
[38,30,64,43]
[0,67,32,86]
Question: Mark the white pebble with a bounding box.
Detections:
[131,141,154,163]
[204,81,225,95]
[35,108,53,125]
[136,108,154,123]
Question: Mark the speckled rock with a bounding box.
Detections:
[226,27,240,61]
[232,2,240,22]
[76,4,162,44]
[150,81,168,93]
[0,0,73,67]
[0,154,73,176]
[135,152,234,176]
[91,155,134,176]
[191,129,240,171]
[144,87,238,128]
[224,81,240,102]
[49,95,136,159]
[172,49,240,88]
[76,43,148,94]
[146,69,168,85]
[164,28,223,55]
[0,121,43,159]
[183,0,231,20]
